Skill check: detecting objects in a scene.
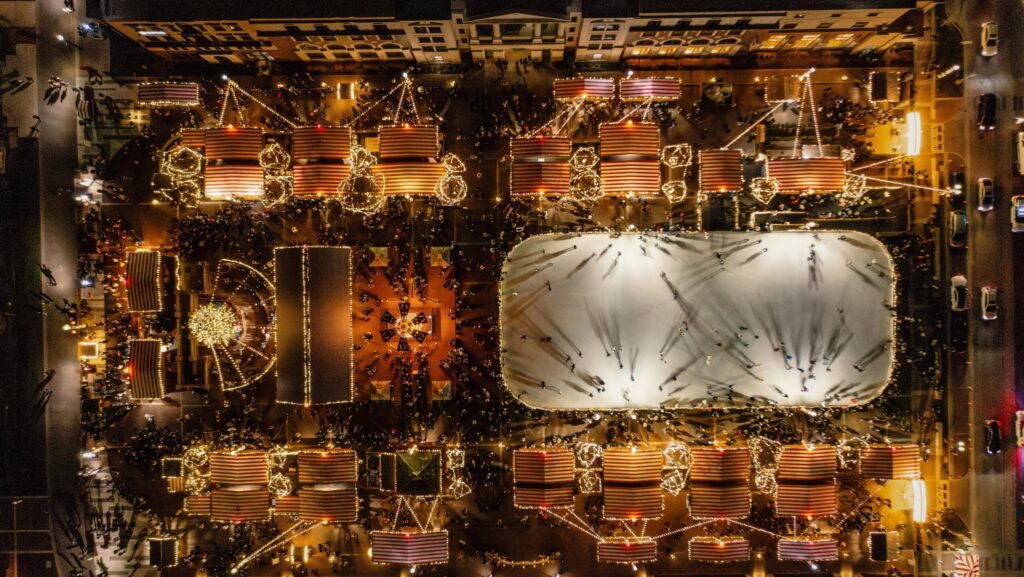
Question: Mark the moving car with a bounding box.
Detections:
[978,178,995,211]
[1012,195,1024,232]
[981,286,998,320]
[978,93,997,130]
[950,274,968,311]
[985,419,1003,454]
[981,21,999,57]
[951,171,966,197]
[948,210,967,247]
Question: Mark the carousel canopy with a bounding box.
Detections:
[127,339,164,400]
[689,537,750,562]
[619,77,680,102]
[126,250,163,313]
[603,447,663,484]
[509,136,572,196]
[861,445,921,480]
[597,539,658,563]
[275,246,353,406]
[209,450,269,486]
[138,82,200,107]
[690,448,750,482]
[298,449,358,485]
[603,484,663,520]
[370,530,449,565]
[205,127,264,198]
[209,487,271,523]
[766,157,846,193]
[777,537,839,561]
[553,77,615,101]
[688,484,750,519]
[775,482,838,518]
[778,446,837,481]
[698,148,744,193]
[292,126,352,197]
[297,487,358,523]
[599,121,661,196]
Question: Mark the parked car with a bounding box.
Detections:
[985,419,1003,454]
[978,178,995,211]
[948,210,967,247]
[981,21,999,57]
[951,171,966,197]
[979,93,997,130]
[1012,195,1024,232]
[981,286,998,320]
[1015,411,1024,448]
[950,274,968,311]
[1014,132,1024,175]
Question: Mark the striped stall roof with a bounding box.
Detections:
[775,482,838,518]
[698,149,744,192]
[128,339,164,400]
[688,536,751,562]
[292,126,351,161]
[600,160,661,196]
[209,451,268,486]
[766,157,846,193]
[370,530,449,565]
[688,484,750,519]
[178,128,206,149]
[210,487,270,522]
[374,161,445,196]
[619,77,680,102]
[298,449,358,485]
[604,447,664,484]
[126,250,162,313]
[690,447,750,482]
[510,137,572,196]
[274,495,300,515]
[205,127,263,160]
[166,477,185,493]
[600,122,661,158]
[777,537,839,561]
[778,446,837,481]
[860,445,921,480]
[138,82,200,107]
[293,163,349,198]
[510,137,572,159]
[298,487,358,523]
[379,125,438,160]
[597,539,658,563]
[603,484,664,520]
[184,494,211,516]
[205,164,265,198]
[513,448,575,485]
[513,485,575,510]
[553,77,615,101]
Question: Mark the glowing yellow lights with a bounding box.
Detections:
[911,479,927,523]
[748,176,780,205]
[567,146,604,203]
[188,303,239,348]
[337,144,386,214]
[434,153,468,206]
[156,144,205,208]
[905,111,922,156]
[258,141,291,173]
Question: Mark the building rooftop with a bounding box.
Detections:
[86,0,451,22]
[463,0,571,21]
[637,0,917,14]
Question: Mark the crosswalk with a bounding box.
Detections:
[83,461,158,577]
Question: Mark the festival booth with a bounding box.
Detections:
[292,126,351,198]
[690,447,750,482]
[210,486,271,522]
[210,450,269,485]
[775,483,838,518]
[204,127,265,198]
[689,447,751,520]
[274,246,353,406]
[599,121,662,196]
[294,449,359,523]
[147,536,179,568]
[138,82,200,108]
[127,339,164,400]
[126,249,163,313]
[775,446,837,518]
[178,128,206,150]
[688,484,751,519]
[513,448,575,509]
[374,124,444,197]
[370,530,449,566]
[698,149,744,193]
[765,157,846,193]
[776,537,839,561]
[597,538,658,563]
[688,536,751,562]
[860,445,921,479]
[618,77,680,102]
[298,449,358,484]
[297,487,358,523]
[777,446,837,481]
[553,77,615,101]
[509,137,573,197]
[602,447,664,520]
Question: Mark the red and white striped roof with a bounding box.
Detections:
[860,445,920,480]
[510,137,572,196]
[513,485,574,510]
[184,494,211,516]
[619,77,680,102]
[777,537,839,561]
[698,149,744,192]
[688,484,750,519]
[138,82,200,107]
[690,447,750,482]
[688,536,750,562]
[379,124,438,160]
[210,487,271,523]
[370,530,449,565]
[597,539,658,563]
[775,482,838,518]
[293,164,348,198]
[274,495,300,515]
[553,77,615,101]
[600,122,660,158]
[205,127,263,160]
[298,487,358,523]
[600,160,661,196]
[178,128,206,150]
[298,449,358,485]
[510,136,572,159]
[778,446,837,481]
[513,448,575,485]
[765,157,846,193]
[603,484,663,520]
[126,250,161,313]
[604,447,664,484]
[292,126,351,161]
[205,164,264,198]
[209,451,268,486]
[374,161,445,196]
[128,339,163,400]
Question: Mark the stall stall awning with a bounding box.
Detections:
[777,537,839,561]
[688,484,751,519]
[126,250,162,313]
[690,448,750,482]
[210,487,271,522]
[298,449,358,485]
[553,77,615,101]
[619,77,680,102]
[127,339,164,400]
[603,484,663,520]
[209,450,268,486]
[688,536,751,562]
[604,447,664,484]
[597,538,658,563]
[370,530,449,565]
[766,157,846,193]
[510,137,572,196]
[138,82,200,107]
[513,448,575,485]
[778,446,837,481]
[698,149,744,193]
[860,445,920,480]
[775,482,838,518]
[298,487,358,523]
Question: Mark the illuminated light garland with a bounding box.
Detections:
[661,180,688,203]
[749,437,783,497]
[840,173,869,201]
[163,145,204,178]
[267,445,289,469]
[576,443,603,468]
[578,469,602,494]
[434,153,468,206]
[268,472,292,498]
[566,146,604,203]
[836,437,869,469]
[188,304,239,348]
[661,144,693,169]
[840,147,857,164]
[258,141,291,174]
[485,553,557,568]
[748,176,780,205]
[661,469,687,496]
[336,144,386,214]
[263,174,293,207]
[661,442,691,495]
[156,145,206,208]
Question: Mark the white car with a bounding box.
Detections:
[978,178,995,212]
[950,274,968,311]
[1012,195,1024,232]
[981,286,998,320]
[982,21,998,57]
